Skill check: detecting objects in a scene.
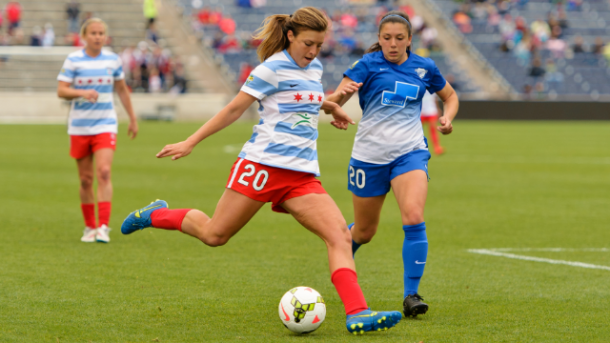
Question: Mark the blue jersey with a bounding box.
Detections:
[344,51,446,164]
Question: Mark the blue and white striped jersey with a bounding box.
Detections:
[239,50,325,176]
[57,49,124,136]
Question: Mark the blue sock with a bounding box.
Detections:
[402,222,428,298]
[348,223,361,257]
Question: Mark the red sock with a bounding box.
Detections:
[331,268,369,315]
[150,208,191,231]
[81,203,97,228]
[98,201,111,226]
[429,119,441,148]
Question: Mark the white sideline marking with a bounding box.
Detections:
[492,248,610,252]
[468,249,610,271]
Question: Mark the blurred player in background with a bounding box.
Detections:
[121,7,403,334]
[326,11,459,318]
[57,18,138,243]
[420,90,444,155]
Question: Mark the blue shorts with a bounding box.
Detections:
[347,149,431,197]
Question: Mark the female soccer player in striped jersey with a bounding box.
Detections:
[326,11,459,318]
[121,7,402,334]
[57,18,138,243]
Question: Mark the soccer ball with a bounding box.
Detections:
[278,286,326,334]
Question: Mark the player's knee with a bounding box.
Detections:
[356,225,377,244]
[79,175,93,189]
[203,235,230,247]
[402,208,424,226]
[97,166,111,182]
[327,221,352,248]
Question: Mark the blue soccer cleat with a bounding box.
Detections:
[346,309,402,335]
[121,200,168,235]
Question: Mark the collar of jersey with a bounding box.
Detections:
[81,49,104,60]
[282,49,310,70]
[380,50,411,69]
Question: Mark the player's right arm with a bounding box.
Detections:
[57,81,99,102]
[156,91,257,160]
[325,76,362,109]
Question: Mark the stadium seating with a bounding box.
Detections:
[433,0,610,96]
[177,0,481,93]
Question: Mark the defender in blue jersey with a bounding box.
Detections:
[326,11,460,318]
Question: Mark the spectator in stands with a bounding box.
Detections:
[197,6,211,24]
[572,35,585,53]
[81,12,93,27]
[237,0,252,8]
[487,6,501,30]
[341,9,358,30]
[171,63,187,94]
[218,34,241,54]
[497,0,511,15]
[148,67,162,93]
[514,31,533,66]
[250,0,266,8]
[528,57,546,82]
[557,9,569,30]
[143,0,157,28]
[547,26,566,59]
[499,14,516,42]
[545,59,563,92]
[208,7,223,26]
[452,6,472,34]
[66,1,81,34]
[592,37,604,55]
[0,6,4,34]
[146,21,159,44]
[5,1,21,35]
[218,14,236,35]
[350,40,365,57]
[43,23,55,47]
[567,0,582,12]
[30,26,42,46]
[531,18,550,43]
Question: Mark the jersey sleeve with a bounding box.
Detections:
[240,64,278,100]
[113,56,125,81]
[343,58,369,83]
[426,60,447,94]
[57,58,75,83]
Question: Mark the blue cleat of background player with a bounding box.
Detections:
[121,200,168,234]
[346,309,403,335]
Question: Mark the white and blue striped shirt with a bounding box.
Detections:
[239,50,324,176]
[57,49,124,135]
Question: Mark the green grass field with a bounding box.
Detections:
[1,121,609,342]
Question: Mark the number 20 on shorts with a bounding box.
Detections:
[238,164,269,191]
[349,166,366,189]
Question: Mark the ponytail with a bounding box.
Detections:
[253,7,328,62]
[365,11,412,54]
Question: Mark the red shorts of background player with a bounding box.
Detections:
[69,133,116,159]
[226,158,327,213]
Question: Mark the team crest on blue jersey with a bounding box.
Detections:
[245,75,254,86]
[381,81,419,108]
[416,68,427,79]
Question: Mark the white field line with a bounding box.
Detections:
[440,155,610,166]
[468,249,610,271]
[492,248,610,252]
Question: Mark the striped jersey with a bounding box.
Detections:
[239,50,324,176]
[57,49,124,136]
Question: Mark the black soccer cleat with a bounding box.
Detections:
[403,293,428,318]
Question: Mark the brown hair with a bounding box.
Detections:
[80,17,108,37]
[253,7,329,62]
[365,11,412,54]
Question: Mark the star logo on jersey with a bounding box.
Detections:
[308,93,315,102]
[317,95,323,103]
[78,80,83,84]
[88,79,92,83]
[291,113,312,129]
[416,68,427,79]
[98,78,103,83]
[293,93,303,102]
[381,81,419,108]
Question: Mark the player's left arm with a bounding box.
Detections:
[114,79,138,139]
[435,82,459,135]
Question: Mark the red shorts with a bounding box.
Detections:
[69,133,116,159]
[421,115,438,123]
[226,158,327,213]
